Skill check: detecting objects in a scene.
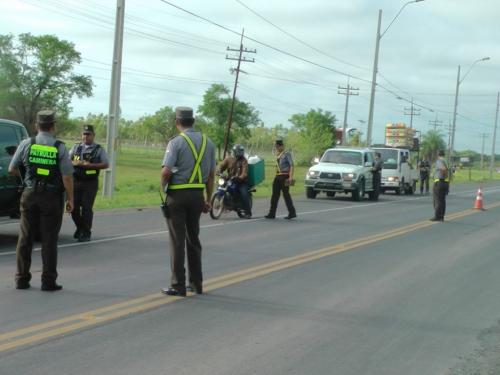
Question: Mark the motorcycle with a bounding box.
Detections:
[210,175,255,219]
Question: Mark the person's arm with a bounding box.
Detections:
[160,167,172,192]
[8,142,24,176]
[287,153,294,182]
[217,157,228,175]
[239,159,249,181]
[203,170,215,213]
[62,175,74,213]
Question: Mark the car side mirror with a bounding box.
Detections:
[5,145,17,156]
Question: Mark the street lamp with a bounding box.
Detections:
[366,0,424,146]
[449,57,490,165]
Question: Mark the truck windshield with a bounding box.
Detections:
[321,150,362,165]
[376,149,398,169]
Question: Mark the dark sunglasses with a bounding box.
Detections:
[82,132,93,136]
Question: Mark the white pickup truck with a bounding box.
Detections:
[372,147,419,195]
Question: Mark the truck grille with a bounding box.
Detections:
[319,172,341,180]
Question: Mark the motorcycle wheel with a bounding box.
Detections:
[210,194,224,219]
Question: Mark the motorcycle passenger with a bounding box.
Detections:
[217,144,252,219]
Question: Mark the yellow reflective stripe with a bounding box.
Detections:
[178,132,207,185]
[31,144,58,153]
[85,170,97,175]
[37,168,50,176]
[434,178,449,182]
[191,135,206,183]
[168,184,206,190]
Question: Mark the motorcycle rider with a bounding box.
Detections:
[217,144,252,219]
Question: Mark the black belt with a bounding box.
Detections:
[25,181,62,193]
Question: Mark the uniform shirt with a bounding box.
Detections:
[433,158,448,180]
[217,156,248,182]
[276,151,293,174]
[419,160,430,177]
[69,142,109,164]
[9,131,73,186]
[372,158,383,173]
[162,128,216,186]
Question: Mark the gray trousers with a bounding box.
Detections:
[165,189,204,291]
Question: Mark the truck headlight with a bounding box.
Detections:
[387,176,399,182]
[342,173,357,181]
[307,170,320,179]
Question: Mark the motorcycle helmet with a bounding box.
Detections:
[232,144,245,158]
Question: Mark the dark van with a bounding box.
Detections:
[0,119,29,218]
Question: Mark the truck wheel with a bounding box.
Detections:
[306,187,317,199]
[352,180,365,201]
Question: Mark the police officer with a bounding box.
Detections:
[430,150,449,222]
[265,139,297,219]
[160,107,216,297]
[69,125,109,242]
[419,158,431,194]
[372,152,382,200]
[8,110,74,291]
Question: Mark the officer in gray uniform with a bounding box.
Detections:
[160,107,216,297]
[430,150,449,222]
[265,139,297,219]
[372,152,383,200]
[69,125,109,242]
[8,110,74,291]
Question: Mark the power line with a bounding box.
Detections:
[234,0,370,72]
[158,0,373,84]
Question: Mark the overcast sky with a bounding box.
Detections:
[1,0,499,152]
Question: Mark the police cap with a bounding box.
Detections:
[175,106,194,120]
[83,124,95,134]
[275,139,284,146]
[36,110,56,125]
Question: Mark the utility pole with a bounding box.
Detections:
[428,112,443,131]
[222,29,256,159]
[446,121,452,155]
[489,92,499,178]
[480,132,488,170]
[338,79,359,145]
[404,97,421,129]
[103,0,125,198]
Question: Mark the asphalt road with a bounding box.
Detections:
[1,182,500,375]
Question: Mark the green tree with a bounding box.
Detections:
[288,108,336,164]
[133,106,176,145]
[198,83,260,159]
[0,33,93,134]
[420,130,446,162]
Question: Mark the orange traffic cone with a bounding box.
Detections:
[474,187,484,210]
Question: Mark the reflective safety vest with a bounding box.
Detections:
[25,137,62,190]
[168,133,207,190]
[434,160,450,182]
[72,143,101,181]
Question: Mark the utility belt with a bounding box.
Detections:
[25,180,62,193]
[166,187,204,192]
[276,172,290,176]
[434,178,449,183]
